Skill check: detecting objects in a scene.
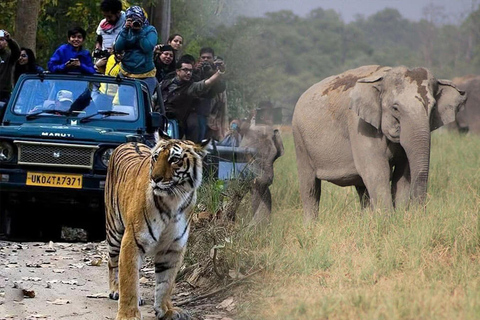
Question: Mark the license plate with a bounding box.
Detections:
[26,172,83,189]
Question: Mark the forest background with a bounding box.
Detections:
[1,0,480,121]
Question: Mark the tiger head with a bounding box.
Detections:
[149,139,210,196]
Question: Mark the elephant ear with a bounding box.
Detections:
[349,76,383,130]
[431,79,467,131]
[273,129,284,162]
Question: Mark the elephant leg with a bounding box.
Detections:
[250,183,271,225]
[355,186,370,209]
[298,167,321,222]
[391,160,411,209]
[355,156,393,211]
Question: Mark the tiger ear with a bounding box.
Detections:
[195,139,211,158]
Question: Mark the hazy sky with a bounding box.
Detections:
[241,0,478,24]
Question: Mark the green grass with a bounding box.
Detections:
[192,129,480,320]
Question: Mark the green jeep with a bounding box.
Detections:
[0,73,168,240]
[0,73,250,241]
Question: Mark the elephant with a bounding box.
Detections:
[448,75,480,134]
[223,123,284,225]
[292,65,466,220]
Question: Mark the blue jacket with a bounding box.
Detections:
[114,25,157,75]
[48,44,95,74]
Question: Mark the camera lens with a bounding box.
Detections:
[132,21,141,28]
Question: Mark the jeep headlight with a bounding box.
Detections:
[0,141,15,162]
[100,148,115,167]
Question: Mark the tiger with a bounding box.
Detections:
[104,136,209,320]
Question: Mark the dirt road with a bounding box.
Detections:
[0,241,236,320]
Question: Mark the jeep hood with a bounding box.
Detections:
[0,123,138,143]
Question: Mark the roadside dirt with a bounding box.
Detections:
[0,240,237,320]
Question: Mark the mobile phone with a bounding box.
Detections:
[0,30,5,38]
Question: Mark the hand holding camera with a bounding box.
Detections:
[65,58,80,68]
[0,30,10,40]
[125,18,142,30]
[214,58,226,73]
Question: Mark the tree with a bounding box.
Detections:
[14,0,41,53]
[143,0,171,43]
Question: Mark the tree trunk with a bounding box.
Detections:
[144,0,171,43]
[15,0,41,53]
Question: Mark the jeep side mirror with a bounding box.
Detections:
[150,112,162,129]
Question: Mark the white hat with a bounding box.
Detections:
[56,90,73,103]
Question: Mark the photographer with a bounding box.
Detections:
[160,56,226,140]
[188,47,226,142]
[0,29,20,104]
[48,27,95,74]
[113,6,158,95]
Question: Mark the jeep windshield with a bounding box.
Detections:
[12,77,139,122]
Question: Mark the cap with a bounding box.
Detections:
[56,90,73,103]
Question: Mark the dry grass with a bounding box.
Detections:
[188,129,480,320]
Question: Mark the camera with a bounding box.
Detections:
[200,61,213,72]
[198,61,216,79]
[0,30,4,38]
[93,49,110,59]
[132,20,142,28]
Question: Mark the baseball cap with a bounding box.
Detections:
[56,90,73,103]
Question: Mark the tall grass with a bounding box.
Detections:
[204,129,480,320]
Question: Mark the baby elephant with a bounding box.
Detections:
[223,122,284,225]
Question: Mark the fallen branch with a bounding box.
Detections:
[176,267,264,306]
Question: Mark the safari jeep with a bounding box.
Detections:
[0,73,249,241]
[0,73,168,240]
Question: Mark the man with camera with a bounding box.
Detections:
[113,6,158,95]
[94,0,125,74]
[187,47,227,142]
[0,29,20,105]
[160,55,226,140]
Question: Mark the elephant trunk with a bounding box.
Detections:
[400,116,431,203]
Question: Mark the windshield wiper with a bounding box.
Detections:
[26,109,72,120]
[80,110,129,123]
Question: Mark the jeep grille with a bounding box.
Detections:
[14,141,98,169]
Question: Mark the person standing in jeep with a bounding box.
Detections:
[0,29,20,105]
[160,56,225,139]
[47,27,95,74]
[114,6,158,96]
[95,0,126,52]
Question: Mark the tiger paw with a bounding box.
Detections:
[116,307,141,320]
[155,307,191,320]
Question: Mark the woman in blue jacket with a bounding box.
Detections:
[48,27,95,74]
[114,6,158,95]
